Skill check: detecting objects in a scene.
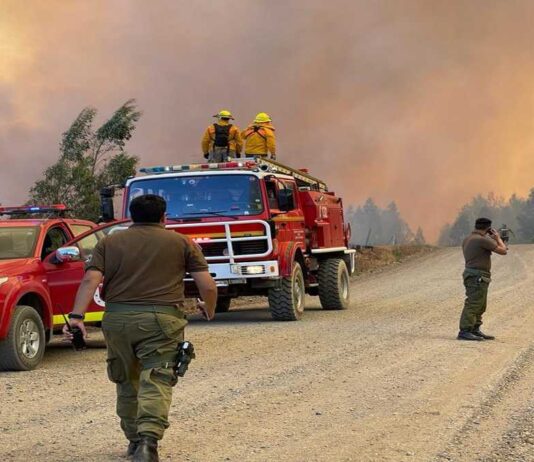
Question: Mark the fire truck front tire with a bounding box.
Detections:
[215,297,232,313]
[0,305,46,371]
[318,258,350,310]
[268,262,305,321]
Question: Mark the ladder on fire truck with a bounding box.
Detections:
[252,157,328,192]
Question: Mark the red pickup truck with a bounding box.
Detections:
[0,205,98,371]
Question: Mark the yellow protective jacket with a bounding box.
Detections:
[201,121,243,156]
[241,123,276,158]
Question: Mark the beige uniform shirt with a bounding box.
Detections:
[462,232,498,272]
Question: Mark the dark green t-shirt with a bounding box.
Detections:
[86,223,208,305]
[462,231,498,272]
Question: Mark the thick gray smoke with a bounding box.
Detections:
[1,0,534,240]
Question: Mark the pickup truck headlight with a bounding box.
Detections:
[0,277,8,286]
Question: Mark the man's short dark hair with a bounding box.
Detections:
[475,217,492,230]
[129,194,166,223]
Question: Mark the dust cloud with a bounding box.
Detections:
[1,0,533,240]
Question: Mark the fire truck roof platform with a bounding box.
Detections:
[139,157,328,192]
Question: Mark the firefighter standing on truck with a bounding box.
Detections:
[63,194,217,462]
[242,112,276,160]
[201,109,242,161]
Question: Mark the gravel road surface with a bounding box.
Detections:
[1,246,533,462]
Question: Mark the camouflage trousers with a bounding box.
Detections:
[459,268,491,331]
[102,305,187,441]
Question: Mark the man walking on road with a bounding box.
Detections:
[498,224,515,248]
[63,195,217,462]
[458,217,507,341]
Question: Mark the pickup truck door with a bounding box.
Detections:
[42,222,128,326]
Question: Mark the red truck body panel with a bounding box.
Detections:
[0,217,98,339]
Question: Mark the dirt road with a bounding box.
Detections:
[1,246,533,462]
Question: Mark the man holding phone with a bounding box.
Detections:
[458,217,507,341]
[63,195,217,462]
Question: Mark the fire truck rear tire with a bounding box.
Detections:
[0,305,46,371]
[318,258,350,310]
[215,297,232,313]
[268,262,305,321]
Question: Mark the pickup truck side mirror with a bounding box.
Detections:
[54,246,82,264]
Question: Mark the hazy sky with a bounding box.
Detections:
[1,0,533,240]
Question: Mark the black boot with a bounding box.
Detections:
[126,441,139,459]
[472,329,495,340]
[132,436,159,462]
[457,330,484,341]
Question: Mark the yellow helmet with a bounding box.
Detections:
[254,112,272,123]
[213,109,234,120]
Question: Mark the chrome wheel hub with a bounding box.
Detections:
[19,319,40,359]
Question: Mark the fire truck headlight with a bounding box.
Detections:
[243,265,264,275]
[0,277,9,286]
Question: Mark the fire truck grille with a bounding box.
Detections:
[198,240,268,257]
[199,242,227,257]
[234,240,268,255]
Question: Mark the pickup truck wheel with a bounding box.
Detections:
[215,297,231,313]
[268,262,305,321]
[0,305,46,371]
[318,258,350,310]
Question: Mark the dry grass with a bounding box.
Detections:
[354,245,436,274]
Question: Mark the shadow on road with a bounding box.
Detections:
[188,303,324,325]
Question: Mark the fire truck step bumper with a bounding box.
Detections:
[186,260,279,286]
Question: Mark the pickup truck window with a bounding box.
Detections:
[41,226,69,260]
[73,223,129,261]
[69,224,93,237]
[0,227,38,259]
[127,174,264,219]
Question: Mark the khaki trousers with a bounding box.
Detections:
[459,269,491,331]
[102,309,186,441]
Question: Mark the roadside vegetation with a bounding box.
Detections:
[29,100,141,222]
[439,191,534,246]
[347,199,426,246]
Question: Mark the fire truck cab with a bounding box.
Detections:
[104,158,355,321]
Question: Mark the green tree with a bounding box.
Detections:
[29,100,141,221]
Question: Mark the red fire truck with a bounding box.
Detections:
[0,205,98,371]
[100,158,355,320]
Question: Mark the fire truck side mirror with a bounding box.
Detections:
[278,188,295,212]
[100,187,115,223]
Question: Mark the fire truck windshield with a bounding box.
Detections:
[0,227,38,260]
[127,174,264,219]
